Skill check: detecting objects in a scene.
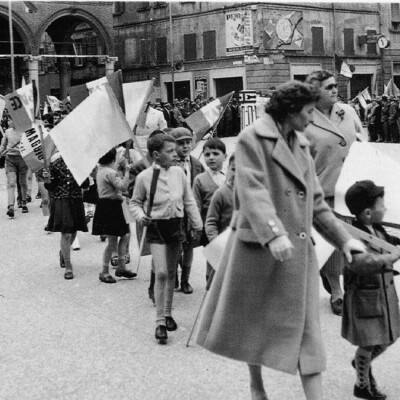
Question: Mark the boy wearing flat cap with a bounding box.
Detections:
[342,180,400,400]
[171,127,204,293]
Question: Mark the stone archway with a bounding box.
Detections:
[35,8,115,98]
[0,5,33,94]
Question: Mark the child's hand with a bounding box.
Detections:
[389,249,400,263]
[141,215,152,226]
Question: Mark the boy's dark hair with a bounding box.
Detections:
[98,148,117,165]
[203,138,226,154]
[147,133,175,155]
[345,180,384,217]
[228,153,235,165]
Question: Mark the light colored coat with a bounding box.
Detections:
[196,114,351,375]
[303,103,363,198]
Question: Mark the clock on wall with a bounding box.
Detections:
[377,36,390,49]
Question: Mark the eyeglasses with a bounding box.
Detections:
[324,83,338,90]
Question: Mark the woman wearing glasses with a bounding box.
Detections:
[304,70,364,316]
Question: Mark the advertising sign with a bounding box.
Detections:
[225,10,253,55]
[194,76,208,100]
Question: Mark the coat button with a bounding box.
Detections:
[272,227,279,233]
[285,189,292,195]
[299,232,307,239]
[298,191,305,198]
[268,220,276,227]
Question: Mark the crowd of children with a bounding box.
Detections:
[2,103,400,398]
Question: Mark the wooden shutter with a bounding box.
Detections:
[343,28,355,55]
[203,31,216,59]
[367,29,377,55]
[140,39,151,64]
[184,33,197,61]
[112,2,125,15]
[392,3,400,22]
[156,37,167,64]
[311,27,324,55]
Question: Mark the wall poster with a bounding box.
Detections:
[261,10,304,50]
[194,76,208,100]
[225,10,253,55]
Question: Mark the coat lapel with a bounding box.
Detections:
[254,116,307,189]
[310,106,345,141]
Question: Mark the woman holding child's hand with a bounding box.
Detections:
[196,81,365,400]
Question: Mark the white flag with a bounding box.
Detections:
[50,83,132,185]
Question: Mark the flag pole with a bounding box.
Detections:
[32,80,48,170]
[135,165,161,275]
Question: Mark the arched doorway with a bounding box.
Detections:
[38,11,113,100]
[0,13,28,95]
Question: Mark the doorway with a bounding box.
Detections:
[166,81,191,102]
[215,77,243,98]
[350,74,372,99]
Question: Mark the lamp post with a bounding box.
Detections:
[169,2,175,103]
[8,0,15,92]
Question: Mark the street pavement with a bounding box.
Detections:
[0,171,399,400]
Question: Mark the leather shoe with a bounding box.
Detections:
[115,269,137,279]
[99,273,116,284]
[64,271,74,280]
[155,325,168,343]
[352,360,386,398]
[165,316,177,331]
[330,297,343,316]
[354,384,386,399]
[181,281,193,294]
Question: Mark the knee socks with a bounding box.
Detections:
[355,348,372,388]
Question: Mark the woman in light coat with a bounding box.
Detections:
[304,70,364,316]
[195,81,365,400]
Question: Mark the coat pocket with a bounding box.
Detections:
[355,288,383,318]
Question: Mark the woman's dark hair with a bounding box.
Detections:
[305,70,334,87]
[98,147,117,165]
[147,133,175,155]
[265,81,319,122]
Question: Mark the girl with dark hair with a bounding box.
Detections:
[195,81,365,400]
[92,148,136,283]
[44,152,88,280]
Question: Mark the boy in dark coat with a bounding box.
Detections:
[343,180,400,400]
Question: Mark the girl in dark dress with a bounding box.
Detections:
[92,148,136,283]
[44,153,87,280]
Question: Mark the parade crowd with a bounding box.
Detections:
[1,71,400,400]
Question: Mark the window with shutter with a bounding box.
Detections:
[184,34,197,61]
[367,29,377,55]
[311,27,324,55]
[112,2,125,15]
[343,28,355,55]
[140,39,151,64]
[124,38,139,65]
[156,37,167,64]
[392,3,400,30]
[203,31,216,59]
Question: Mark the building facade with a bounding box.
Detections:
[113,2,395,102]
[0,1,115,101]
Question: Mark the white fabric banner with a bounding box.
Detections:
[50,84,133,185]
[335,142,400,225]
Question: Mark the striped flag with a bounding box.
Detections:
[383,78,400,97]
[185,92,234,143]
[50,83,133,185]
[69,70,125,112]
